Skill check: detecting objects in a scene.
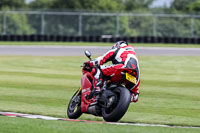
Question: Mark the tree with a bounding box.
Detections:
[0,0,26,10]
[155,17,191,37]
[123,0,154,11]
[51,0,124,12]
[27,0,125,35]
[0,0,35,35]
[6,12,36,34]
[0,7,35,35]
[0,0,160,36]
[187,0,200,14]
[29,0,55,10]
[170,0,200,14]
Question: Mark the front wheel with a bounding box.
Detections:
[67,89,82,119]
[102,87,131,122]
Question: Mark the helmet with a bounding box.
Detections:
[112,41,128,49]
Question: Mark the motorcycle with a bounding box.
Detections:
[67,50,139,122]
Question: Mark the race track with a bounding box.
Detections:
[0,45,200,56]
[0,46,199,128]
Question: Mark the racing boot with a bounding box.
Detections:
[131,92,139,102]
[131,79,140,102]
[131,88,139,102]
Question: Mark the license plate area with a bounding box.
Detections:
[126,73,136,84]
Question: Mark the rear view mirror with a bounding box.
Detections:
[84,50,92,60]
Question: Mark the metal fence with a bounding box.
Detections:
[1,11,200,38]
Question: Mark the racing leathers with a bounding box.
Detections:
[89,45,140,102]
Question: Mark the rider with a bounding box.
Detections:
[86,41,140,102]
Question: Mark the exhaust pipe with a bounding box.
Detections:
[87,105,101,116]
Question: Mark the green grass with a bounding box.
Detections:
[0,55,199,131]
[0,41,200,47]
[0,116,199,133]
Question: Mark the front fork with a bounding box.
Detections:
[75,87,82,97]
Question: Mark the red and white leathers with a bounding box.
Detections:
[90,45,141,102]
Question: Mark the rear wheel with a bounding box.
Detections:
[102,87,131,122]
[67,90,82,119]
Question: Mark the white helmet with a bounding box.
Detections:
[112,41,128,49]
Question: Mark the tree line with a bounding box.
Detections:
[1,0,200,37]
[1,0,200,14]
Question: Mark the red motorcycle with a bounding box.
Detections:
[67,51,139,122]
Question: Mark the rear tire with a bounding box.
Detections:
[67,90,82,119]
[102,87,131,122]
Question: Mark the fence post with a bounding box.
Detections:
[3,11,7,35]
[78,14,82,36]
[153,15,157,37]
[190,16,194,38]
[116,15,120,37]
[41,13,45,35]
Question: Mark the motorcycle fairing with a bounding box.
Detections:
[111,68,138,89]
[111,68,136,82]
[81,73,95,112]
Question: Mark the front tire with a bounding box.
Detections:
[67,90,82,119]
[102,87,131,122]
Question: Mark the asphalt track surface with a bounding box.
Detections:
[0,45,200,56]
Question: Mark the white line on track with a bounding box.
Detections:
[0,111,199,129]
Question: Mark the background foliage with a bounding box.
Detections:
[1,0,200,37]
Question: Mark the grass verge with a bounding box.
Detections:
[0,55,199,127]
[0,116,199,133]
